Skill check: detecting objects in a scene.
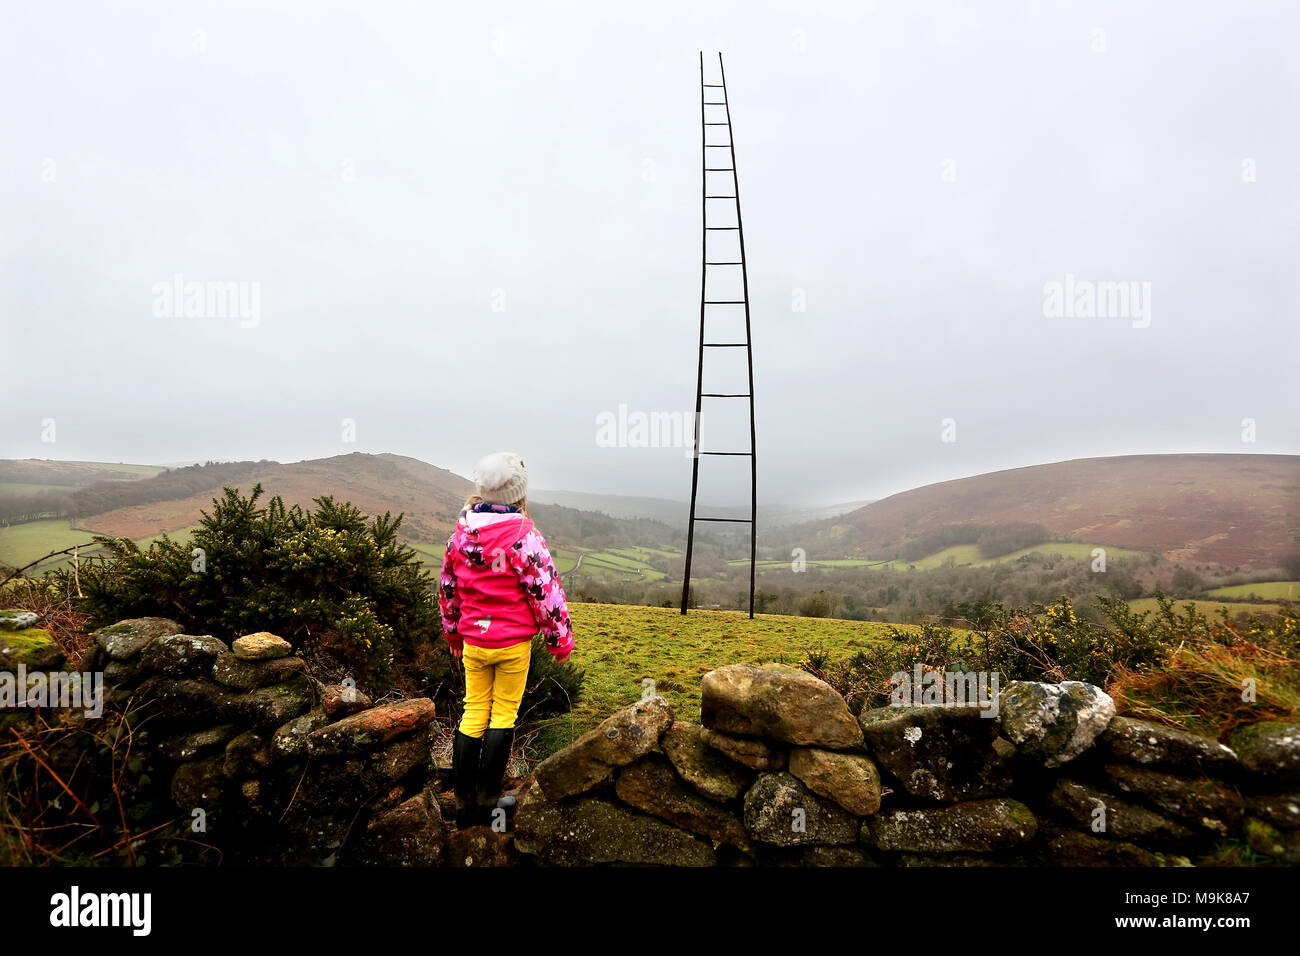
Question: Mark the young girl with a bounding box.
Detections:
[439,451,574,829]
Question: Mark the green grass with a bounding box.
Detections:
[0,482,81,497]
[536,603,905,749]
[0,520,205,573]
[583,551,643,571]
[732,557,893,570]
[560,547,670,581]
[550,548,579,574]
[607,547,659,561]
[906,541,1152,570]
[139,524,201,547]
[0,519,100,567]
[635,547,683,559]
[1126,597,1281,618]
[1205,581,1300,601]
[406,541,444,568]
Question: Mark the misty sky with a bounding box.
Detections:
[3,1,1297,508]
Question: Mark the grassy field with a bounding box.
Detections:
[0,482,82,497]
[537,603,904,749]
[1205,581,1300,601]
[727,542,1153,573]
[0,520,204,573]
[0,519,100,567]
[549,546,670,581]
[906,541,1152,570]
[1126,597,1282,618]
[730,557,893,570]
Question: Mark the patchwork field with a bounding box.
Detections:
[551,546,672,581]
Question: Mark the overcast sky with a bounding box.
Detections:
[3,1,1297,507]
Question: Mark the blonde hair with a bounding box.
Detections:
[463,493,528,515]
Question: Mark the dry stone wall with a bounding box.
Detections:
[3,614,1297,867]
[4,615,456,866]
[516,662,1300,866]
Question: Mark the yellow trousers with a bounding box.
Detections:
[458,639,532,738]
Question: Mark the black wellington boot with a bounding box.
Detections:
[451,729,486,829]
[476,727,517,828]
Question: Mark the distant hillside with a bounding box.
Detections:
[782,454,1300,570]
[0,459,163,491]
[528,488,873,529]
[6,452,1296,575]
[74,453,474,544]
[0,454,680,564]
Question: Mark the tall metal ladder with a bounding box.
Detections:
[681,51,758,618]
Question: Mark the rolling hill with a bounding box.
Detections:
[0,459,164,494]
[0,454,682,573]
[782,454,1300,570]
[70,453,474,543]
[4,453,1297,578]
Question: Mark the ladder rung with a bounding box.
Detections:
[703,84,724,87]
[704,300,745,304]
[705,227,739,231]
[703,342,748,347]
[703,101,727,105]
[700,452,753,456]
[701,392,750,397]
[704,168,734,171]
[706,261,743,265]
[705,195,737,199]
[704,122,729,125]
[695,517,753,523]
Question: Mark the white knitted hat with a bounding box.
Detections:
[473,452,528,506]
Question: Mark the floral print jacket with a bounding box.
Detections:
[439,505,574,659]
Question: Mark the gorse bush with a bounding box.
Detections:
[519,634,586,721]
[1107,599,1299,738]
[799,593,1300,738]
[52,485,440,683]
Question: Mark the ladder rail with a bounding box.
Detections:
[680,50,708,616]
[720,51,759,620]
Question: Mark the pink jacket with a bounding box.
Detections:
[439,506,575,659]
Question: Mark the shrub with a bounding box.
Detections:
[47,484,440,686]
[798,593,1299,739]
[975,522,1050,559]
[1107,600,1300,738]
[797,590,837,618]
